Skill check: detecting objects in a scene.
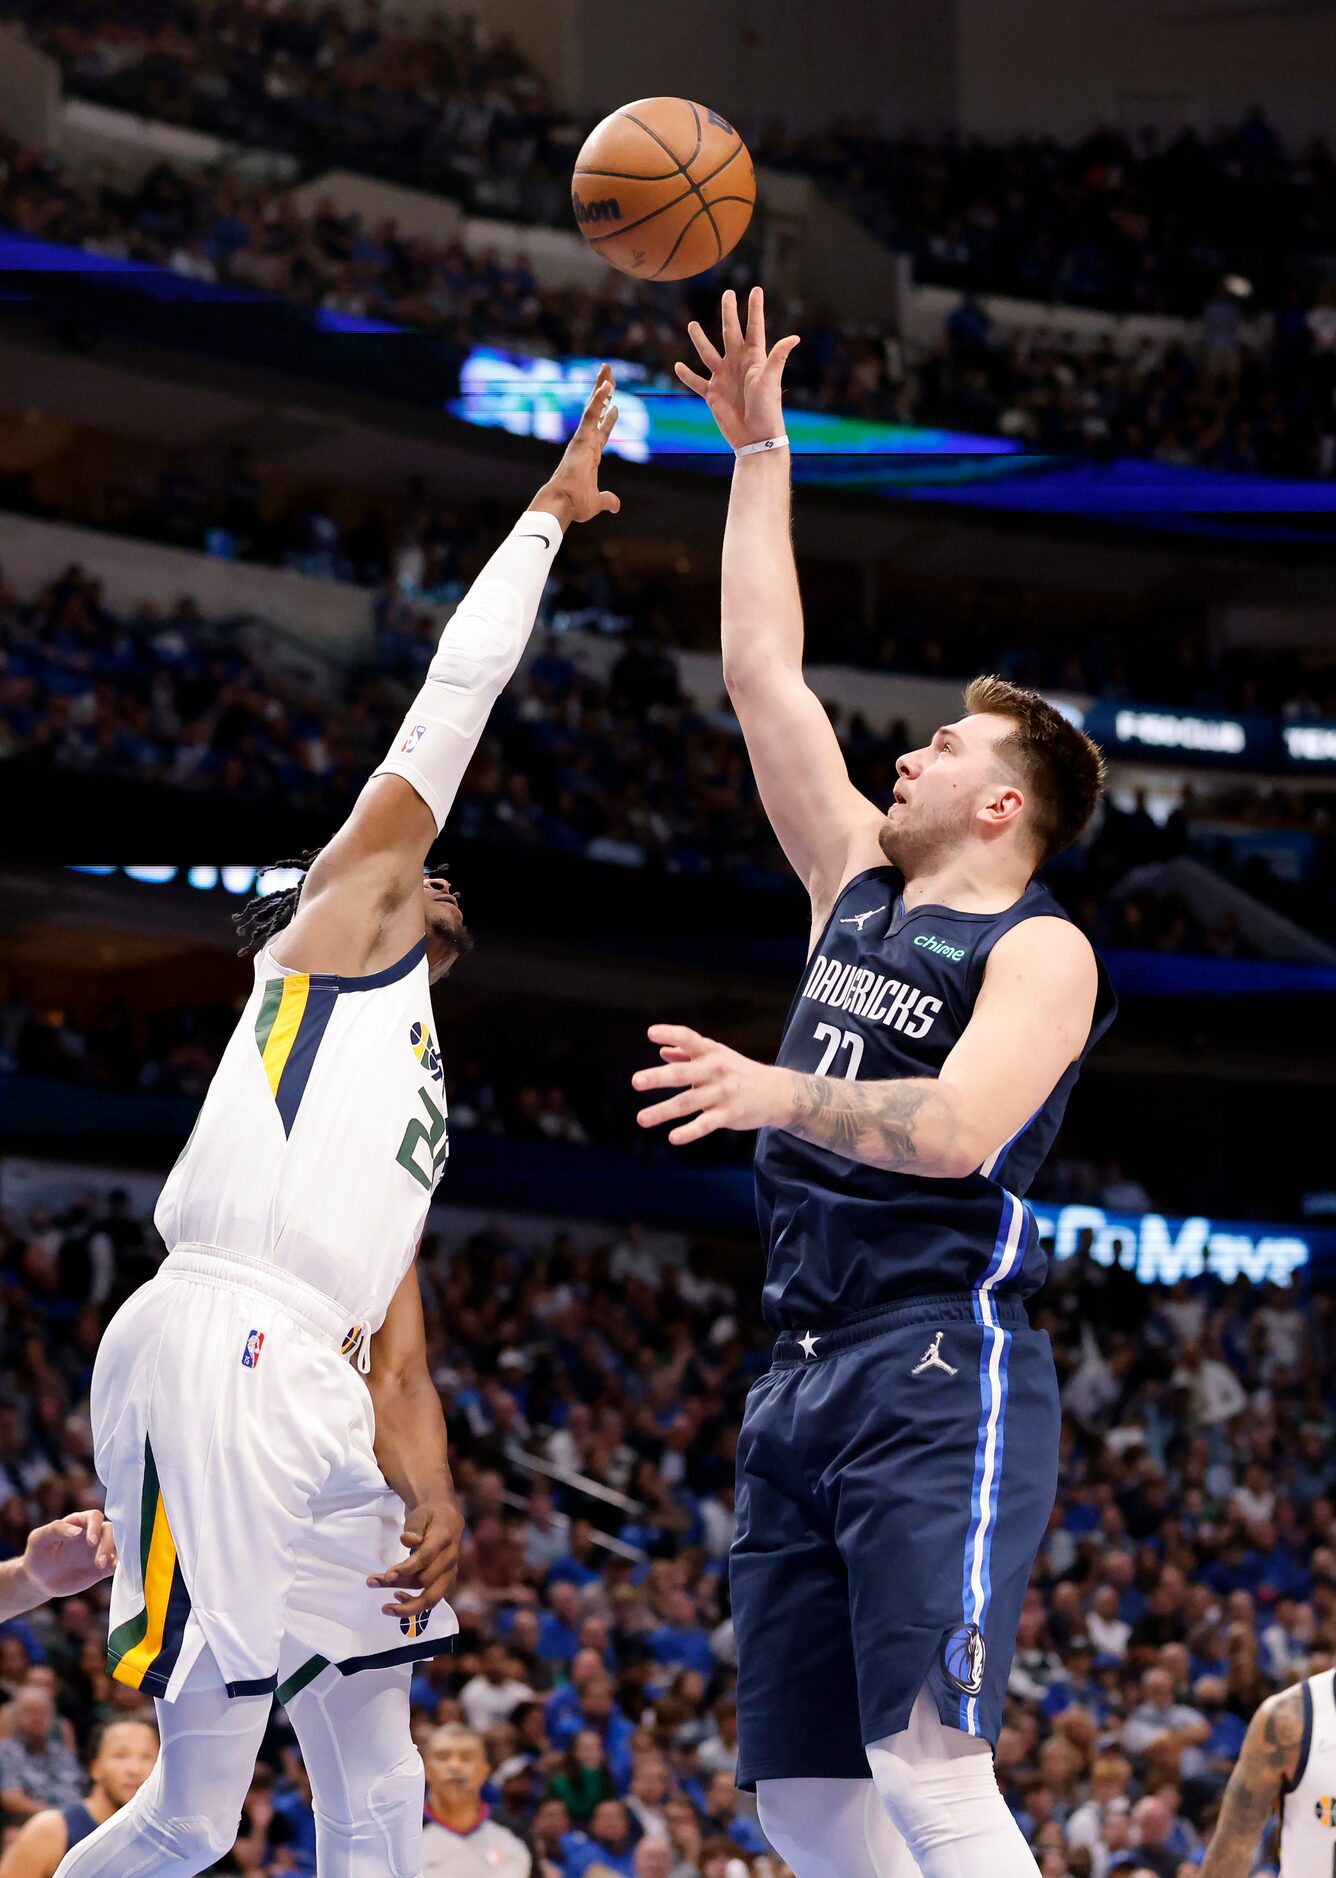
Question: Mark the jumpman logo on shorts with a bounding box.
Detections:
[839,905,887,932]
[912,1331,958,1377]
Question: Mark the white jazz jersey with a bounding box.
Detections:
[1281,1669,1336,1878]
[155,936,447,1332]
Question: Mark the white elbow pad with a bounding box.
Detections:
[373,511,562,831]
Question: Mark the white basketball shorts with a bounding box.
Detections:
[91,1244,458,1703]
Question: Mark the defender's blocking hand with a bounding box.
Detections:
[534,363,621,526]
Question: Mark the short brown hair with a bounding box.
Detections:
[963,675,1106,869]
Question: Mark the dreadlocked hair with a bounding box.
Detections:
[233,850,323,957]
[234,852,459,957]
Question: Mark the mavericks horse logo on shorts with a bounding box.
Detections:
[399,1609,431,1639]
[941,1622,986,1695]
[241,1329,264,1369]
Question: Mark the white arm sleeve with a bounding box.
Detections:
[371,509,563,832]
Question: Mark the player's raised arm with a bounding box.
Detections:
[677,287,884,931]
[275,369,621,978]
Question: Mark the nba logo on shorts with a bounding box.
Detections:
[401,724,427,755]
[399,1610,430,1638]
[941,1622,986,1695]
[241,1329,264,1369]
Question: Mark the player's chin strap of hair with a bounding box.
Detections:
[372,510,564,832]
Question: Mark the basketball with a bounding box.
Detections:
[571,97,755,281]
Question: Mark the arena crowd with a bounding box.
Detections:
[0,555,1329,944]
[0,1183,1330,1876]
[8,0,1336,326]
[2,113,1336,477]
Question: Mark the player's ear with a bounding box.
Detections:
[980,783,1025,830]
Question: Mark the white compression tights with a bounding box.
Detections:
[757,1776,919,1878]
[758,1687,1037,1878]
[54,1648,422,1878]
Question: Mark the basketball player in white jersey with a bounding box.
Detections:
[59,370,621,1878]
[1199,1664,1336,1878]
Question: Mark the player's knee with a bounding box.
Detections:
[866,1734,1005,1855]
[315,1750,424,1878]
[144,1803,243,1872]
[369,1746,426,1859]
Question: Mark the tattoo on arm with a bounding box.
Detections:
[1200,1688,1307,1878]
[782,1075,956,1173]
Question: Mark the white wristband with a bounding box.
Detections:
[734,434,789,458]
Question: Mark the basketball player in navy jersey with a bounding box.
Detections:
[634,288,1116,1878]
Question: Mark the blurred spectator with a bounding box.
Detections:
[0,1685,85,1822]
[0,1718,158,1877]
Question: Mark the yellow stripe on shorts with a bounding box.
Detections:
[115,1491,180,1689]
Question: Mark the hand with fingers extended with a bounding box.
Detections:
[368,1480,466,1618]
[675,285,800,451]
[632,1023,790,1146]
[534,361,622,528]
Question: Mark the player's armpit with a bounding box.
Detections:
[270,776,437,979]
[934,916,1099,1175]
[1199,1687,1307,1878]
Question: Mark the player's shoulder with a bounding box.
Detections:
[11,1805,69,1854]
[983,907,1096,980]
[811,855,898,929]
[1246,1678,1310,1766]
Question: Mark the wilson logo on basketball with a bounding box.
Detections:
[571,194,622,226]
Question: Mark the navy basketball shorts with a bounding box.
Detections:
[731,1291,1060,1789]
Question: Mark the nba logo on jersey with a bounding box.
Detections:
[399,1609,430,1638]
[401,724,427,755]
[241,1329,264,1369]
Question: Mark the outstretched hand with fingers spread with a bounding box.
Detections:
[675,286,800,451]
[632,1024,790,1146]
[540,361,622,524]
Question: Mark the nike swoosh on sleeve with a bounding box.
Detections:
[516,532,554,548]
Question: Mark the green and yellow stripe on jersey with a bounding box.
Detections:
[107,1436,193,1698]
[253,972,338,1136]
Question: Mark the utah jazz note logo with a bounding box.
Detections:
[409,1021,444,1087]
[399,1610,431,1639]
[941,1623,987,1695]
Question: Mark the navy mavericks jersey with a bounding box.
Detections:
[754,867,1116,1328]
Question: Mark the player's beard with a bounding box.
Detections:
[427,906,474,969]
[877,795,972,877]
